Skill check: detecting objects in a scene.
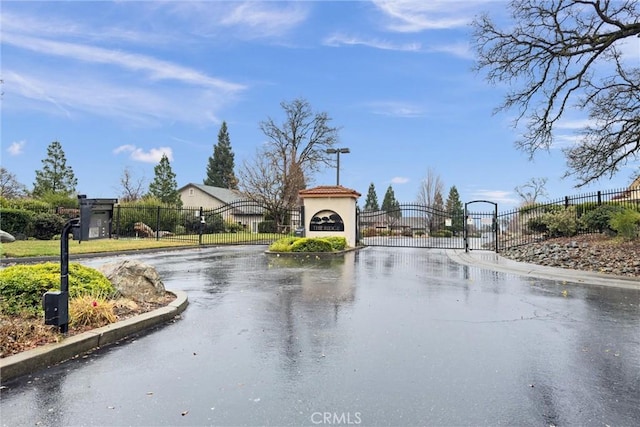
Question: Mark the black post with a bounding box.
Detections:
[58,218,79,333]
[198,207,204,246]
[494,203,499,253]
[156,206,161,241]
[463,203,469,253]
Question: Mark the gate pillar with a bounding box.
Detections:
[298,186,362,248]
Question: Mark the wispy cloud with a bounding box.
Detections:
[221,2,309,38]
[391,177,410,184]
[371,0,478,32]
[7,140,26,156]
[166,1,309,40]
[114,145,173,163]
[0,10,168,46]
[366,101,427,118]
[324,33,421,51]
[6,71,228,125]
[470,189,519,205]
[3,33,245,92]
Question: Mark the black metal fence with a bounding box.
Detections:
[111,200,303,246]
[3,187,638,251]
[497,187,640,251]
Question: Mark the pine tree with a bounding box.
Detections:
[32,141,78,197]
[432,190,445,232]
[148,154,181,206]
[364,183,379,211]
[204,121,238,189]
[445,186,464,235]
[381,185,401,219]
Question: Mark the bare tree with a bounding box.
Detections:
[253,98,339,208]
[472,0,640,186]
[238,149,292,228]
[514,177,549,206]
[117,167,146,202]
[0,167,28,199]
[416,168,445,232]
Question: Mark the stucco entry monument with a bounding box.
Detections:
[298,185,361,248]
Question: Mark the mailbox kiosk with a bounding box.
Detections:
[44,195,118,332]
[75,196,118,241]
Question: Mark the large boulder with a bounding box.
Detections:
[98,260,166,302]
[0,230,15,243]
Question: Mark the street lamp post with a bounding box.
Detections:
[326,147,350,185]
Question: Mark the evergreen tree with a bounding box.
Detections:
[432,190,445,232]
[204,121,238,189]
[381,185,401,219]
[148,154,181,206]
[32,141,77,197]
[364,183,379,211]
[445,186,464,235]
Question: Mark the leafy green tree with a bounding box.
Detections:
[364,183,379,211]
[148,154,181,206]
[445,186,464,234]
[33,141,77,197]
[204,121,238,189]
[381,185,401,219]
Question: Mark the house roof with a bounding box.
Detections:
[298,185,361,198]
[178,183,243,204]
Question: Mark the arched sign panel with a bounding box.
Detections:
[309,210,344,232]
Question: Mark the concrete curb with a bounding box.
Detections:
[448,250,640,290]
[0,290,188,383]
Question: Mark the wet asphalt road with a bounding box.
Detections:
[1,246,639,426]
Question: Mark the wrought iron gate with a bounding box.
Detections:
[358,201,498,251]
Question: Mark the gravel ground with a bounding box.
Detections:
[500,234,640,278]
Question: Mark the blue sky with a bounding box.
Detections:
[2,1,638,210]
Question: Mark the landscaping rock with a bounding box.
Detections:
[0,230,15,243]
[500,234,640,278]
[98,260,166,302]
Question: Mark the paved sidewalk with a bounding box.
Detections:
[448,249,640,290]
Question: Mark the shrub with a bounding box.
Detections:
[526,216,548,234]
[322,236,347,251]
[38,192,79,209]
[361,227,377,237]
[580,204,626,233]
[609,209,640,241]
[431,229,453,238]
[269,236,299,252]
[31,212,66,240]
[519,203,562,215]
[258,220,277,233]
[225,220,244,233]
[0,262,115,315]
[0,208,34,236]
[183,212,224,234]
[0,197,52,214]
[69,294,117,328]
[543,207,579,237]
[290,237,333,253]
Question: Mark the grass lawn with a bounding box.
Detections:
[1,232,285,258]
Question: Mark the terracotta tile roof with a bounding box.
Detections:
[299,185,361,198]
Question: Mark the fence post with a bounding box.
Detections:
[156,206,161,241]
[115,205,121,239]
[564,196,569,209]
[597,191,602,205]
[198,206,203,246]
